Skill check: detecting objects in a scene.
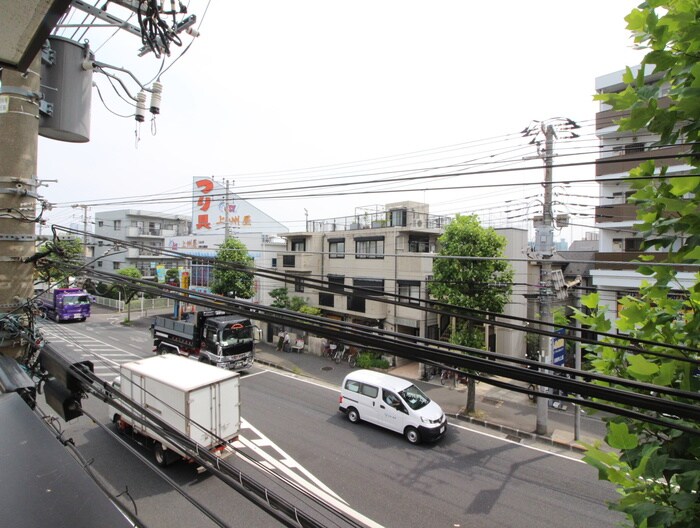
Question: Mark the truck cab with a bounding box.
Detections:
[199,316,255,370]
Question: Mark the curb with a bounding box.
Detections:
[255,357,587,454]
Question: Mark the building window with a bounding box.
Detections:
[355,237,384,259]
[389,209,407,227]
[624,238,643,251]
[319,292,334,307]
[97,261,103,268]
[283,255,295,267]
[625,142,645,154]
[347,295,366,313]
[408,235,430,253]
[97,240,103,246]
[291,238,306,252]
[294,277,304,293]
[113,262,121,270]
[328,275,345,292]
[271,257,277,267]
[353,278,384,296]
[328,238,345,258]
[97,220,103,227]
[398,281,421,304]
[114,220,121,231]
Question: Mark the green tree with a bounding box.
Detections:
[577,2,700,526]
[429,214,513,414]
[269,287,290,308]
[210,238,255,299]
[34,238,84,287]
[116,267,143,323]
[165,267,179,285]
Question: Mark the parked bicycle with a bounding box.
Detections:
[527,383,538,402]
[333,344,345,364]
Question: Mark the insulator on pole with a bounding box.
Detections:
[149,82,163,115]
[135,90,147,122]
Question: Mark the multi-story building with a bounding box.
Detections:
[592,67,696,322]
[276,201,529,360]
[93,210,190,277]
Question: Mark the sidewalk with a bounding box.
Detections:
[253,340,602,453]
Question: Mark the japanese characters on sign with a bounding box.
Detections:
[192,177,253,235]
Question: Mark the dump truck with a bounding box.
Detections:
[38,288,91,322]
[151,310,255,371]
[107,354,241,467]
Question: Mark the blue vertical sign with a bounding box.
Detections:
[552,328,566,366]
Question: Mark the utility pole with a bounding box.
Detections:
[573,290,582,441]
[536,124,555,436]
[523,118,579,436]
[224,178,231,242]
[72,204,90,258]
[0,58,41,359]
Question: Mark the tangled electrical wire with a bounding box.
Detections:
[137,0,187,58]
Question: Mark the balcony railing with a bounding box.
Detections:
[595,203,638,223]
[596,145,691,177]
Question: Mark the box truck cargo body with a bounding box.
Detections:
[109,354,240,466]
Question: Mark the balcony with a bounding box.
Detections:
[596,145,691,177]
[280,252,319,272]
[595,203,638,224]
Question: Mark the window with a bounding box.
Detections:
[360,383,379,398]
[283,255,295,267]
[114,220,121,231]
[328,275,345,292]
[389,208,407,227]
[354,278,384,296]
[398,281,421,304]
[625,142,645,154]
[319,293,334,307]
[97,220,103,227]
[291,238,306,252]
[347,295,366,312]
[328,238,345,258]
[97,261,103,268]
[97,241,103,246]
[294,277,304,293]
[355,237,384,259]
[271,257,277,267]
[624,238,643,251]
[113,261,121,270]
[345,379,360,393]
[408,235,430,253]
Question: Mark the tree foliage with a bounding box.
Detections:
[34,238,84,287]
[269,287,321,315]
[580,2,700,525]
[429,214,513,412]
[210,238,255,299]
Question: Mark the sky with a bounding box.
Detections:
[38,0,644,242]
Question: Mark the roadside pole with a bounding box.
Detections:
[0,57,41,358]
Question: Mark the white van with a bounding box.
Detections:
[338,369,447,444]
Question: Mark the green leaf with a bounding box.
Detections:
[607,421,639,450]
[670,176,700,196]
[626,354,660,379]
[581,292,600,310]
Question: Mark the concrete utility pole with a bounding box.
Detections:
[224,178,231,242]
[536,124,555,436]
[72,204,90,258]
[0,58,41,359]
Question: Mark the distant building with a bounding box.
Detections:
[275,201,528,361]
[92,209,190,277]
[592,67,696,323]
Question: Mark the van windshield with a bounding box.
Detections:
[399,384,430,410]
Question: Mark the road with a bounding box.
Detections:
[34,315,623,528]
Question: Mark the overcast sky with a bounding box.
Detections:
[39,1,644,241]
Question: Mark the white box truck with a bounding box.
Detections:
[107,354,241,467]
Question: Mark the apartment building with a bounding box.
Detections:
[93,209,190,277]
[592,67,696,322]
[276,201,529,360]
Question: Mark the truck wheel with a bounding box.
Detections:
[404,427,421,445]
[154,443,171,467]
[156,344,168,355]
[347,407,360,424]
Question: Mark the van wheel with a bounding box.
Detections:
[156,344,167,355]
[154,443,171,467]
[347,408,360,424]
[405,427,421,445]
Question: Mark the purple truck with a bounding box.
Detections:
[39,288,92,322]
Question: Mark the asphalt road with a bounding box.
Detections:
[32,315,623,528]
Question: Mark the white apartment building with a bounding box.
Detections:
[92,209,190,277]
[592,67,696,322]
[277,201,529,360]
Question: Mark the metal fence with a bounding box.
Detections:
[93,295,174,314]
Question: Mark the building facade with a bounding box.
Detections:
[592,67,696,323]
[92,209,190,277]
[276,201,529,361]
